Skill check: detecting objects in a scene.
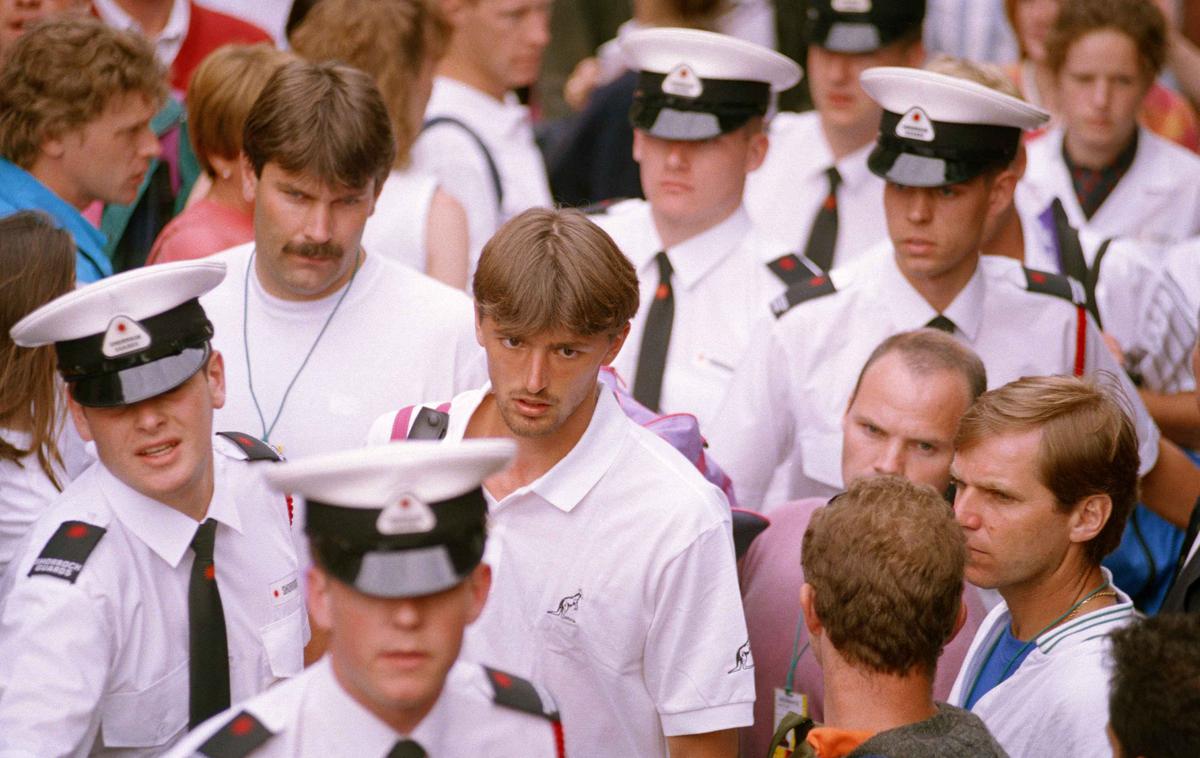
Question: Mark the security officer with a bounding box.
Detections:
[0,260,306,756]
[709,66,1174,516]
[166,440,565,758]
[594,26,800,424]
[744,0,926,275]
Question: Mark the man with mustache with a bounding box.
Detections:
[199,59,484,465]
[368,207,754,758]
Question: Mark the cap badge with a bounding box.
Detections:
[831,0,871,12]
[896,107,936,142]
[662,63,703,99]
[376,494,437,536]
[101,316,152,358]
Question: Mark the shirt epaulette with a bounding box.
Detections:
[216,431,281,462]
[766,252,823,286]
[1022,267,1084,306]
[483,666,560,723]
[27,521,106,583]
[770,274,838,318]
[196,711,275,757]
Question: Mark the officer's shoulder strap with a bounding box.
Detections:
[770,273,838,318]
[1022,267,1084,307]
[420,116,504,210]
[765,252,824,286]
[196,711,275,758]
[216,431,281,462]
[483,666,561,723]
[27,521,107,584]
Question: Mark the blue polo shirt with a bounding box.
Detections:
[0,158,112,283]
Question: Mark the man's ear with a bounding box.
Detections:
[205,350,226,410]
[632,128,646,164]
[466,563,492,624]
[904,39,926,68]
[745,130,769,174]
[307,565,334,631]
[1069,493,1113,545]
[240,153,258,205]
[799,582,822,637]
[984,166,1020,226]
[602,323,631,366]
[947,599,969,644]
[66,392,94,443]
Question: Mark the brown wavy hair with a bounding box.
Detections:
[0,212,77,490]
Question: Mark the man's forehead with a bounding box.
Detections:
[483,317,601,345]
[263,162,373,195]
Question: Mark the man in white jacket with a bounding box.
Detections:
[948,374,1139,758]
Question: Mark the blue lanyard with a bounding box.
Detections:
[785,610,811,695]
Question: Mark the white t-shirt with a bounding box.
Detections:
[0,436,305,756]
[367,386,755,757]
[709,244,1161,510]
[594,201,786,428]
[412,77,553,275]
[361,168,439,274]
[0,418,94,579]
[744,110,887,266]
[203,243,485,462]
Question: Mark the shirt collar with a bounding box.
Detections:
[637,206,752,290]
[809,116,874,189]
[1035,568,1136,654]
[431,76,525,124]
[878,246,985,340]
[95,449,241,567]
[835,138,876,190]
[93,0,190,61]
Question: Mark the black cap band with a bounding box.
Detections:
[806,0,925,52]
[631,71,770,140]
[868,110,1021,187]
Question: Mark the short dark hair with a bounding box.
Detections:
[1109,613,1200,758]
[1046,0,1167,80]
[473,208,639,339]
[803,475,966,677]
[242,59,396,190]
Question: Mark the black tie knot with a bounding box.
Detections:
[654,250,673,282]
[825,166,842,192]
[191,519,218,562]
[926,314,957,334]
[388,739,427,758]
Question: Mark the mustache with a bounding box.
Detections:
[282,240,345,260]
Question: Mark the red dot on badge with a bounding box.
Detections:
[273,589,280,597]
[1032,272,1046,283]
[810,276,827,287]
[205,565,216,581]
[655,284,670,300]
[231,715,253,736]
[494,672,512,688]
[779,257,796,271]
[67,524,88,539]
[914,113,922,121]
[117,322,127,332]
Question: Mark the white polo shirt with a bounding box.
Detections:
[594,201,787,428]
[367,384,755,757]
[1015,187,1196,394]
[165,657,562,757]
[708,243,1160,510]
[743,111,887,267]
[412,77,553,274]
[1021,126,1200,246]
[0,435,305,756]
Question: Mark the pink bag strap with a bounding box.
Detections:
[389,402,452,441]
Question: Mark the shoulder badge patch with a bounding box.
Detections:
[770,275,838,318]
[197,711,274,758]
[1023,267,1083,305]
[216,432,281,462]
[766,253,821,286]
[484,666,560,723]
[28,521,106,583]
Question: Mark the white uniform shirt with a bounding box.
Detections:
[366,386,755,758]
[1021,126,1200,246]
[595,201,787,428]
[0,436,305,757]
[94,0,189,69]
[948,572,1135,758]
[204,243,485,462]
[1015,187,1196,394]
[1164,236,1200,318]
[361,168,439,275]
[164,657,561,758]
[412,77,553,274]
[744,110,887,267]
[708,244,1161,510]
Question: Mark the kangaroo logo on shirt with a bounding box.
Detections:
[728,639,754,673]
[547,590,582,623]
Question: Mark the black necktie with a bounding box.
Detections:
[189,518,230,728]
[388,740,427,758]
[633,251,674,412]
[926,314,956,334]
[803,167,842,272]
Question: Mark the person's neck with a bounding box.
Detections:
[1031,60,1059,115]
[331,653,441,736]
[1001,560,1111,640]
[1064,129,1133,171]
[651,200,740,250]
[469,385,600,500]
[113,0,174,38]
[165,459,215,522]
[821,651,938,734]
[819,113,876,162]
[896,253,979,313]
[206,175,252,217]
[981,205,1025,262]
[29,159,93,211]
[437,56,508,102]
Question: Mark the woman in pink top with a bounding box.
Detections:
[148,43,293,264]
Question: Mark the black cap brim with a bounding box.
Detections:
[69,345,210,408]
[867,143,1004,187]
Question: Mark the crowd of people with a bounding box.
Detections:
[0,0,1199,756]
